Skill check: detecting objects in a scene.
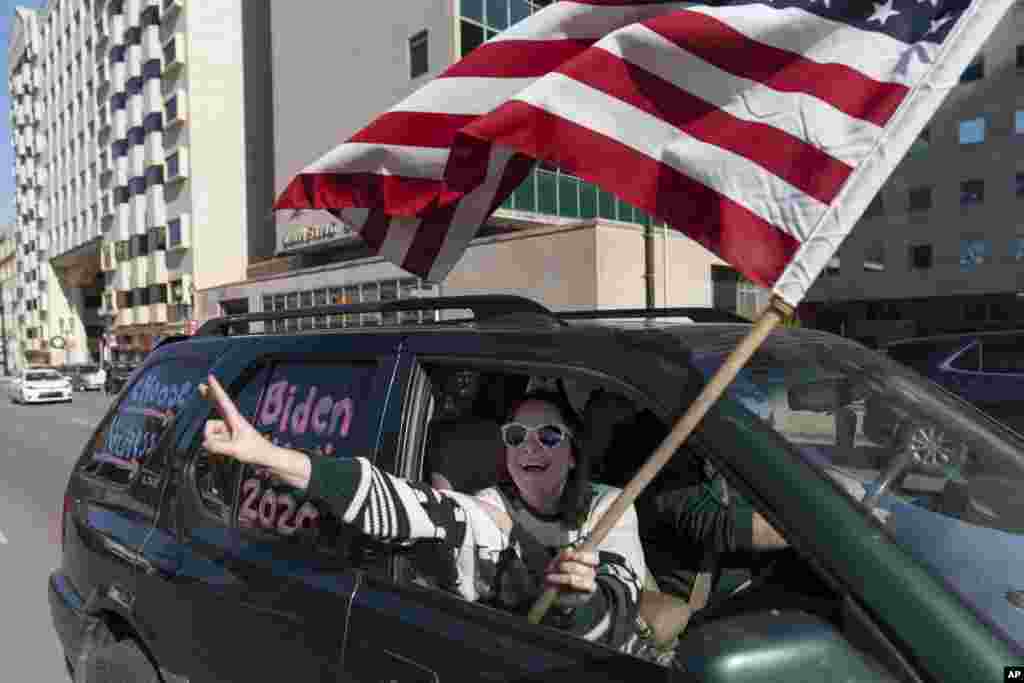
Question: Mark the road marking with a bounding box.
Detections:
[71,417,95,429]
[0,529,7,544]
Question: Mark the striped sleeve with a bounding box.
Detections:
[304,455,508,601]
[566,488,646,648]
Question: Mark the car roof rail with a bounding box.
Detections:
[556,307,751,324]
[153,334,192,350]
[194,295,560,337]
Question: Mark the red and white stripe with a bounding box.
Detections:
[275,0,1008,303]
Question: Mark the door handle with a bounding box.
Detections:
[100,533,161,575]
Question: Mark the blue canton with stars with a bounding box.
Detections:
[705,0,969,45]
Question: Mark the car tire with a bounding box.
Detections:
[78,638,161,683]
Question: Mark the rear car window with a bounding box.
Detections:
[234,361,378,541]
[884,340,965,372]
[26,371,61,381]
[82,357,212,485]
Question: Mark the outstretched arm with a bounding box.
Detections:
[200,375,600,606]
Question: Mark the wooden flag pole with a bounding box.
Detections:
[528,295,794,625]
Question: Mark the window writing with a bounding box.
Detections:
[234,361,379,543]
[83,358,209,485]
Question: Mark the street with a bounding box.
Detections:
[0,382,113,682]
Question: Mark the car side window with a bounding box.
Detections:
[82,357,210,486]
[193,363,273,523]
[980,339,1024,374]
[234,360,379,549]
[949,343,981,372]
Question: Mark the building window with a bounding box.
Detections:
[1016,173,1024,197]
[960,179,984,206]
[166,152,180,178]
[907,186,931,212]
[409,31,429,79]
[1017,111,1024,135]
[959,117,985,144]
[909,244,933,270]
[153,284,168,304]
[907,127,930,158]
[960,56,984,82]
[1018,44,1024,70]
[863,242,885,272]
[168,217,182,246]
[1012,236,1024,262]
[960,238,990,271]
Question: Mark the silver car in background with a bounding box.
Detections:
[64,364,107,392]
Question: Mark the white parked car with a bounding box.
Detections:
[9,367,73,404]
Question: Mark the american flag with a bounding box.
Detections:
[274,0,1011,305]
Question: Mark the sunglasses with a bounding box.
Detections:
[501,422,573,449]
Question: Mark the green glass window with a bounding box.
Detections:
[537,170,558,215]
[462,0,484,23]
[579,182,598,219]
[513,169,536,212]
[558,173,580,218]
[617,198,634,223]
[487,0,509,30]
[598,188,617,220]
[510,0,530,24]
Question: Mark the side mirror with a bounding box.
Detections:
[677,611,897,683]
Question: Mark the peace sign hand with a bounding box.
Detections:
[200,374,274,466]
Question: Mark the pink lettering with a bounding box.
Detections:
[259,381,288,426]
[328,398,354,438]
[294,502,320,530]
[279,385,298,433]
[290,386,318,435]
[312,396,333,434]
[239,479,261,527]
[259,489,278,529]
[276,494,298,535]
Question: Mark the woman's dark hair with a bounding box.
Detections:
[498,386,593,528]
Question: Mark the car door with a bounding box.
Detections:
[975,335,1024,431]
[137,334,402,682]
[341,352,678,683]
[65,351,217,663]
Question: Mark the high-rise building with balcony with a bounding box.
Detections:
[8,0,274,365]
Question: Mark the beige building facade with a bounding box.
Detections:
[199,0,727,324]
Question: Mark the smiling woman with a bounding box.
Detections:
[198,370,681,667]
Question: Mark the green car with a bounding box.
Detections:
[50,296,1022,682]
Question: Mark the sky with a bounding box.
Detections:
[0,0,47,231]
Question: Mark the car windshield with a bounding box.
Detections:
[26,371,62,381]
[692,334,1024,650]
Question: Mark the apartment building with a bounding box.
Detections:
[8,0,274,366]
[0,227,17,373]
[801,5,1024,345]
[197,0,727,324]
